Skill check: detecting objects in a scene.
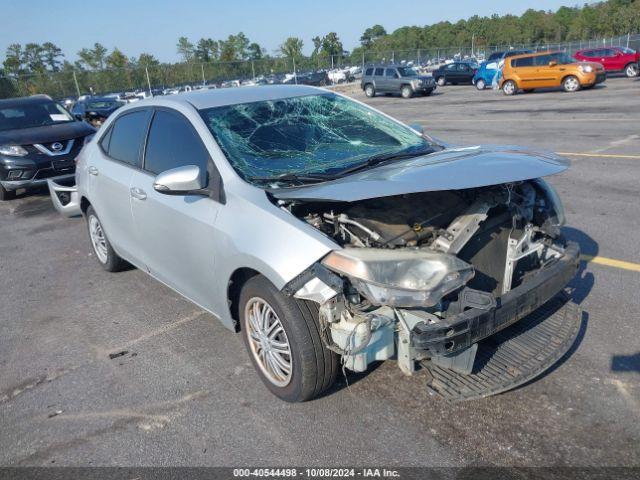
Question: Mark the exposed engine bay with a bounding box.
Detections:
[279,179,577,377]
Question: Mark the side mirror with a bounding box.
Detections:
[549,60,558,67]
[409,123,424,135]
[153,165,207,195]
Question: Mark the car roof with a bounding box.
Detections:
[0,96,55,108]
[134,85,325,110]
[507,51,565,60]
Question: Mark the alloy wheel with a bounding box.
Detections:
[244,297,293,387]
[88,215,108,264]
[626,64,638,77]
[564,76,580,92]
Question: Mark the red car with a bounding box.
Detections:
[574,46,639,77]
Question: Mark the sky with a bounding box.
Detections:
[2,0,579,63]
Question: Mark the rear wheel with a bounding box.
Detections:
[240,275,338,402]
[502,80,517,95]
[475,78,486,90]
[625,63,639,78]
[86,206,128,272]
[401,85,413,98]
[436,76,446,86]
[562,75,580,92]
[364,84,375,97]
[0,185,16,201]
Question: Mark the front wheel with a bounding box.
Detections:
[436,76,446,86]
[0,184,16,201]
[364,84,375,97]
[240,275,338,402]
[562,75,581,92]
[85,206,128,272]
[475,78,486,90]
[625,63,638,78]
[401,85,413,98]
[502,80,517,95]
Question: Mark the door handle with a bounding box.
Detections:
[88,166,99,176]
[130,187,147,200]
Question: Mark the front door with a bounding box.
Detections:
[130,108,222,312]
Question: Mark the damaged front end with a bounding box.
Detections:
[281,179,581,397]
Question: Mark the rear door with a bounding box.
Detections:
[129,108,222,311]
[88,109,151,262]
[606,49,625,70]
[373,67,385,91]
[511,56,537,86]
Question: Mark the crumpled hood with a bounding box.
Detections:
[271,145,570,202]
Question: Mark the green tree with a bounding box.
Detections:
[42,42,64,71]
[248,42,264,60]
[138,53,160,67]
[177,36,195,62]
[195,38,218,62]
[279,37,304,58]
[22,43,46,72]
[3,43,23,74]
[360,25,387,47]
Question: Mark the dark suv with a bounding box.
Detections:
[361,65,436,98]
[0,95,95,200]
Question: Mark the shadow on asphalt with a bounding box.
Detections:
[562,226,597,305]
[611,352,640,374]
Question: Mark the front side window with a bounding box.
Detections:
[385,69,397,77]
[548,52,576,65]
[199,93,435,183]
[397,67,418,77]
[105,110,150,167]
[0,101,73,131]
[144,110,209,175]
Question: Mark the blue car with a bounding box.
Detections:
[473,50,534,90]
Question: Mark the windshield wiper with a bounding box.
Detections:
[248,172,334,185]
[333,147,435,177]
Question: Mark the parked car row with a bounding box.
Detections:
[362,46,638,98]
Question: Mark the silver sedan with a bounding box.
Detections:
[49,85,581,402]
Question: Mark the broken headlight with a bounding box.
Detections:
[322,248,474,308]
[534,178,566,227]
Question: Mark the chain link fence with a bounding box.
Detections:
[1,33,638,99]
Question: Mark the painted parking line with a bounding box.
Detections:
[582,255,640,273]
[557,152,640,160]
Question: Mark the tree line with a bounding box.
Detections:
[0,0,638,98]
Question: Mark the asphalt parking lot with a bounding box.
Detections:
[1,77,639,468]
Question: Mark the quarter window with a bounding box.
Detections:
[144,110,209,175]
[106,110,150,167]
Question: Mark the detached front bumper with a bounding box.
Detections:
[47,178,82,217]
[412,241,580,356]
[1,172,75,191]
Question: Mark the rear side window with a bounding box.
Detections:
[534,55,551,66]
[144,110,209,175]
[106,110,150,167]
[365,68,373,76]
[374,68,384,76]
[512,56,534,67]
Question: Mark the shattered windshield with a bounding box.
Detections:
[199,93,433,183]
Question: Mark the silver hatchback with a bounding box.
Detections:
[49,85,581,402]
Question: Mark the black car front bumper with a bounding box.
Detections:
[412,242,580,356]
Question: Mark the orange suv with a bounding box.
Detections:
[500,51,605,95]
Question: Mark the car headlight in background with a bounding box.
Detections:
[579,64,594,73]
[322,248,474,307]
[0,145,28,157]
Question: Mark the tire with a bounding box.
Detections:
[502,80,517,95]
[436,76,446,86]
[401,85,413,99]
[85,206,128,272]
[475,78,486,90]
[624,63,638,78]
[423,89,433,96]
[562,75,581,92]
[240,275,338,402]
[364,84,375,97]
[0,184,16,201]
